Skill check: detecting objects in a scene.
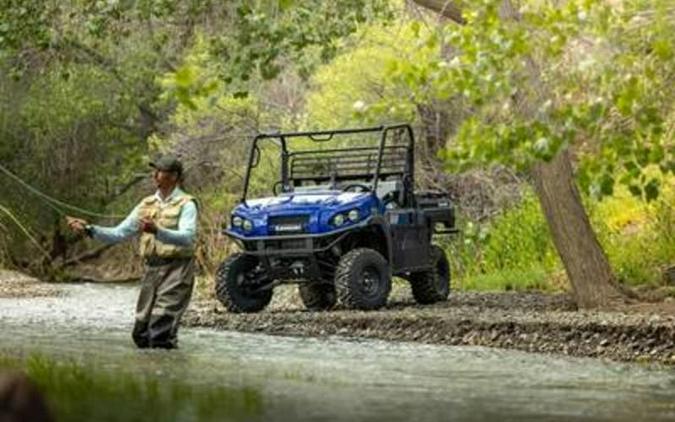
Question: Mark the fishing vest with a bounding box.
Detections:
[138,193,196,258]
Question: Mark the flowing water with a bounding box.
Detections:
[1,283,675,422]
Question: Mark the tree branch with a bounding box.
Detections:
[411,0,465,24]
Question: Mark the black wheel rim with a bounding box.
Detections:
[236,263,268,297]
[361,265,381,297]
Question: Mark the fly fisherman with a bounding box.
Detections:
[66,155,198,349]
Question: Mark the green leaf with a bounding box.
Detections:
[410,21,421,38]
[659,160,675,174]
[278,0,295,11]
[174,66,194,88]
[652,38,673,60]
[628,184,642,198]
[648,144,664,164]
[600,174,614,197]
[615,92,634,115]
[644,178,660,202]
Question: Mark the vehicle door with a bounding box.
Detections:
[386,207,430,273]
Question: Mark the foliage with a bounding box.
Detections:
[446,190,560,291]
[591,177,675,286]
[0,0,391,274]
[0,353,263,422]
[358,0,674,201]
[459,267,552,292]
[448,179,675,291]
[212,0,394,94]
[304,19,424,128]
[0,58,148,267]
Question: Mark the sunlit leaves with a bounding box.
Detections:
[214,0,392,91]
[304,20,423,128]
[368,0,674,202]
[159,35,221,110]
[0,0,52,52]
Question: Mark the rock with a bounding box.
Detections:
[663,266,675,285]
[182,292,675,365]
[0,371,53,422]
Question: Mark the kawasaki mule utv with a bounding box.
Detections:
[218,124,456,312]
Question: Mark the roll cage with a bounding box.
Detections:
[240,124,416,204]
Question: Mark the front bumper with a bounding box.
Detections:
[223,218,373,256]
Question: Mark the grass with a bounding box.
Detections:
[592,186,675,287]
[446,191,563,292]
[0,353,264,422]
[447,178,675,293]
[458,267,554,292]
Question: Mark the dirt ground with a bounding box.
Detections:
[0,270,63,298]
[184,283,675,365]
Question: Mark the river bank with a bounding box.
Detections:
[0,270,63,298]
[184,284,675,365]
[3,270,674,365]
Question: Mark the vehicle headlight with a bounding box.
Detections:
[242,219,253,231]
[347,209,359,222]
[332,213,345,226]
[232,215,243,228]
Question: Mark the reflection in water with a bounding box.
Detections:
[1,283,675,422]
[1,354,265,422]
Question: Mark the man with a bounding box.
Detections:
[67,155,198,349]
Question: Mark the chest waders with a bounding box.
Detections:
[132,194,196,349]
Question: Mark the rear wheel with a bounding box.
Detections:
[335,248,391,310]
[408,245,450,304]
[298,283,337,311]
[215,253,273,313]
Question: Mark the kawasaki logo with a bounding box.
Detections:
[275,224,303,232]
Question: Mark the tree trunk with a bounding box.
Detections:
[532,149,628,309]
[412,0,631,309]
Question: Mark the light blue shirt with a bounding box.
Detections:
[91,187,197,247]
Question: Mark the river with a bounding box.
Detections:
[1,283,674,421]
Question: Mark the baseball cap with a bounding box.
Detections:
[149,154,183,176]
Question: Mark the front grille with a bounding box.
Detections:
[264,239,308,251]
[268,215,310,235]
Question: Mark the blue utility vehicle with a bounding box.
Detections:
[218,124,456,312]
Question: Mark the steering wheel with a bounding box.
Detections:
[381,191,401,209]
[341,183,372,193]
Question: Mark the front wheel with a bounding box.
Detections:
[408,245,450,304]
[215,253,273,313]
[335,248,391,310]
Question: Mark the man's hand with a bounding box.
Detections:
[66,216,89,234]
[139,217,158,234]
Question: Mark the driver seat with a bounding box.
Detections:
[376,180,403,207]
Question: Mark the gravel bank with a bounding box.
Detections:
[0,270,63,298]
[185,284,675,365]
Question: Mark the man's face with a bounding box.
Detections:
[153,169,178,190]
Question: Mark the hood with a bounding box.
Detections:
[238,192,370,214]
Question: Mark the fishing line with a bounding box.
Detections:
[0,163,126,219]
[0,204,52,259]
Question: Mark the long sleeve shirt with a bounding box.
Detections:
[90,187,197,247]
